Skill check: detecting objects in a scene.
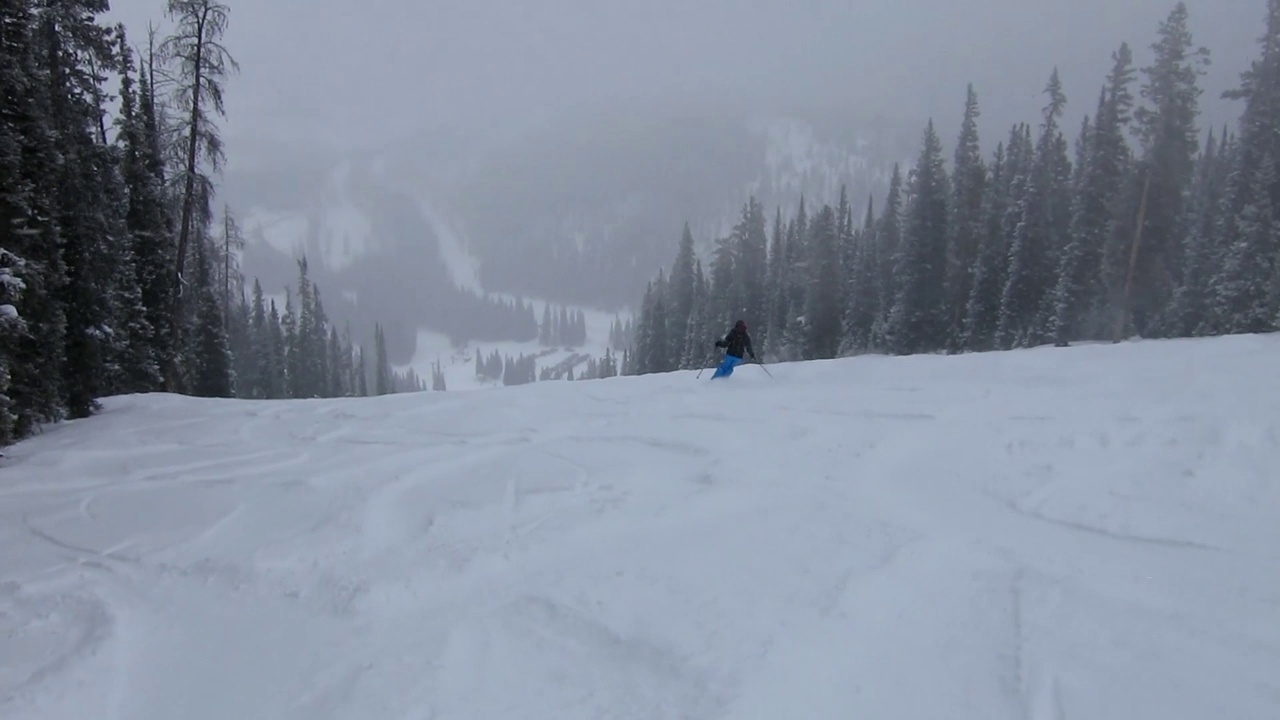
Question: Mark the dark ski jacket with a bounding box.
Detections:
[716,323,755,360]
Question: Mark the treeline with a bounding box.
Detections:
[628,1,1280,373]
[430,292,538,345]
[538,305,588,347]
[0,0,417,447]
[473,346,622,385]
[608,316,635,351]
[228,257,424,399]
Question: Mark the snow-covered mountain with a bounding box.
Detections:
[4,333,1278,719]
[226,108,913,337]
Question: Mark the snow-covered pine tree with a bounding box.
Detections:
[803,204,844,359]
[961,137,1011,351]
[189,235,232,397]
[1126,2,1210,336]
[127,35,178,386]
[265,299,286,398]
[0,249,27,445]
[1210,0,1280,333]
[1048,48,1136,346]
[708,233,737,335]
[780,198,810,357]
[885,120,950,355]
[374,323,392,395]
[355,346,368,397]
[839,195,878,354]
[997,70,1071,348]
[682,259,713,369]
[668,221,697,363]
[763,207,788,355]
[944,84,988,351]
[869,164,904,349]
[642,269,671,373]
[310,286,332,396]
[1167,128,1228,335]
[731,197,769,340]
[39,0,125,419]
[106,28,161,394]
[836,185,856,321]
[227,289,251,396]
[282,291,299,396]
[327,325,344,397]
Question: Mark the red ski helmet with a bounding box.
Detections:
[735,319,747,330]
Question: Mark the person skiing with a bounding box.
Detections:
[711,319,756,378]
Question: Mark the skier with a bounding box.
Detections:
[711,320,756,379]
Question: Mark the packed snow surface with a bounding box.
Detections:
[3,335,1279,719]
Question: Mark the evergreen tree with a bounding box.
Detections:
[128,36,178,385]
[945,85,988,350]
[708,234,737,333]
[803,204,844,359]
[245,278,268,398]
[731,197,769,336]
[355,347,368,397]
[682,260,712,368]
[668,221,697,361]
[282,291,299,397]
[108,29,161,393]
[780,198,810,356]
[327,325,344,397]
[265,299,285,399]
[997,71,1072,348]
[227,289,252,396]
[41,0,122,419]
[1049,56,1136,345]
[885,120,950,354]
[1127,2,1210,335]
[840,196,878,353]
[763,207,788,354]
[870,165,904,348]
[962,138,1012,351]
[0,249,28,445]
[1211,0,1280,333]
[374,323,392,395]
[189,237,232,397]
[2,0,69,439]
[1167,129,1228,334]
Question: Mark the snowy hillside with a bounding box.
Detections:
[227,111,908,318]
[399,292,622,390]
[3,335,1279,719]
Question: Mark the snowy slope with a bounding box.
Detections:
[242,160,380,273]
[402,300,622,390]
[3,335,1279,719]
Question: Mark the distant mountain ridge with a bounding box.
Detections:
[223,109,914,360]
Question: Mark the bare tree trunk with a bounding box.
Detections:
[165,5,208,391]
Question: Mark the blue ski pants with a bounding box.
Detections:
[711,354,743,379]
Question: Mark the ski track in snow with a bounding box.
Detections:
[2,335,1280,719]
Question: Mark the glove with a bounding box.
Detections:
[714,340,725,348]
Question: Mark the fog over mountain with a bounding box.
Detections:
[105,0,1261,361]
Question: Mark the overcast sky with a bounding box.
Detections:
[105,0,1259,159]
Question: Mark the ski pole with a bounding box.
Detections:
[696,348,723,379]
[754,359,774,378]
